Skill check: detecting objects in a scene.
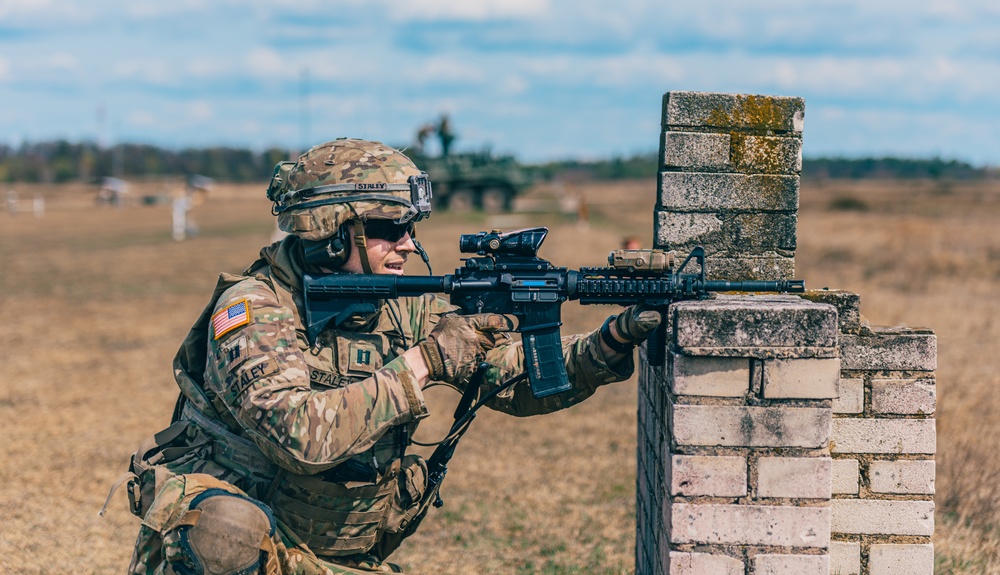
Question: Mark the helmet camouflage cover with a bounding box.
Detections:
[268,138,432,241]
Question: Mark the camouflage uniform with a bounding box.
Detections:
[126,236,632,575]
[121,140,634,575]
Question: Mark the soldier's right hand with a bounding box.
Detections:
[418,313,513,383]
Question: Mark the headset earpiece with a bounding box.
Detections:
[301,225,352,268]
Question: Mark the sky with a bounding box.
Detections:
[1,0,999,165]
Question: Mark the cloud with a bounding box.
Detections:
[388,0,550,22]
[48,53,78,72]
[187,57,228,79]
[188,101,213,122]
[0,0,56,17]
[0,0,90,25]
[807,104,1000,164]
[244,47,292,80]
[127,110,158,128]
[2,0,999,164]
[111,59,179,88]
[123,0,214,20]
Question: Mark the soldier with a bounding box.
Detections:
[115,138,659,575]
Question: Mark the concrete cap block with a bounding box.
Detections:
[661,131,732,170]
[672,404,831,448]
[752,553,829,575]
[830,541,861,575]
[840,329,937,371]
[831,419,936,454]
[869,460,935,495]
[871,378,936,415]
[831,499,934,536]
[763,357,841,399]
[801,289,861,334]
[662,91,805,133]
[669,551,743,575]
[669,503,830,547]
[673,296,838,355]
[659,172,799,211]
[670,351,750,397]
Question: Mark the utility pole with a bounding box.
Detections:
[299,67,310,156]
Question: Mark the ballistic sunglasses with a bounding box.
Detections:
[363,219,415,242]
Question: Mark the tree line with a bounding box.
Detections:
[532,154,996,181]
[0,140,994,184]
[0,141,291,184]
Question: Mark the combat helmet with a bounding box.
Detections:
[267,138,433,271]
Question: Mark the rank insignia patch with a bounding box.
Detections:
[221,335,250,367]
[213,299,251,339]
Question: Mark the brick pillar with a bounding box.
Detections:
[656,91,804,280]
[637,91,937,575]
[637,296,839,574]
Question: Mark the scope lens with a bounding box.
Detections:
[459,233,485,254]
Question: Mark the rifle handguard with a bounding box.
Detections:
[418,340,447,381]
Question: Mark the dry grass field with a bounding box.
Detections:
[1,176,998,574]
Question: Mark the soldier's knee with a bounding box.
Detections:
[164,488,276,575]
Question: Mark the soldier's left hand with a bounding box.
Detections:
[614,305,661,344]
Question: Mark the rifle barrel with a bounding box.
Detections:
[703,280,805,293]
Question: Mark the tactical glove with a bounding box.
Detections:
[613,305,662,344]
[419,313,513,383]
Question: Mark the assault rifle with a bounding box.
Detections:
[302,227,804,399]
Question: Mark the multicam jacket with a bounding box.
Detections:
[168,235,633,560]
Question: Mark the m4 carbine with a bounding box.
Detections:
[302,227,804,399]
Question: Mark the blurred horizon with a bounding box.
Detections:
[3,138,993,186]
[2,1,999,166]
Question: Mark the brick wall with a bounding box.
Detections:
[637,91,937,575]
[804,290,937,574]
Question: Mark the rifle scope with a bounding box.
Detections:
[459,228,548,257]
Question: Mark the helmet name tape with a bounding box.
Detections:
[281,183,410,204]
[274,173,433,224]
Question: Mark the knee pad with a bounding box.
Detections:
[167,489,276,575]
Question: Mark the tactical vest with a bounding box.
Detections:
[167,263,434,559]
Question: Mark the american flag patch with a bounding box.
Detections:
[212,299,251,339]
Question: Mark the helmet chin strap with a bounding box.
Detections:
[352,218,433,275]
[353,220,373,274]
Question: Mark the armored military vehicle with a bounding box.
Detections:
[409,150,532,212]
[407,116,533,212]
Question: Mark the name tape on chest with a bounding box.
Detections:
[213,299,252,339]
